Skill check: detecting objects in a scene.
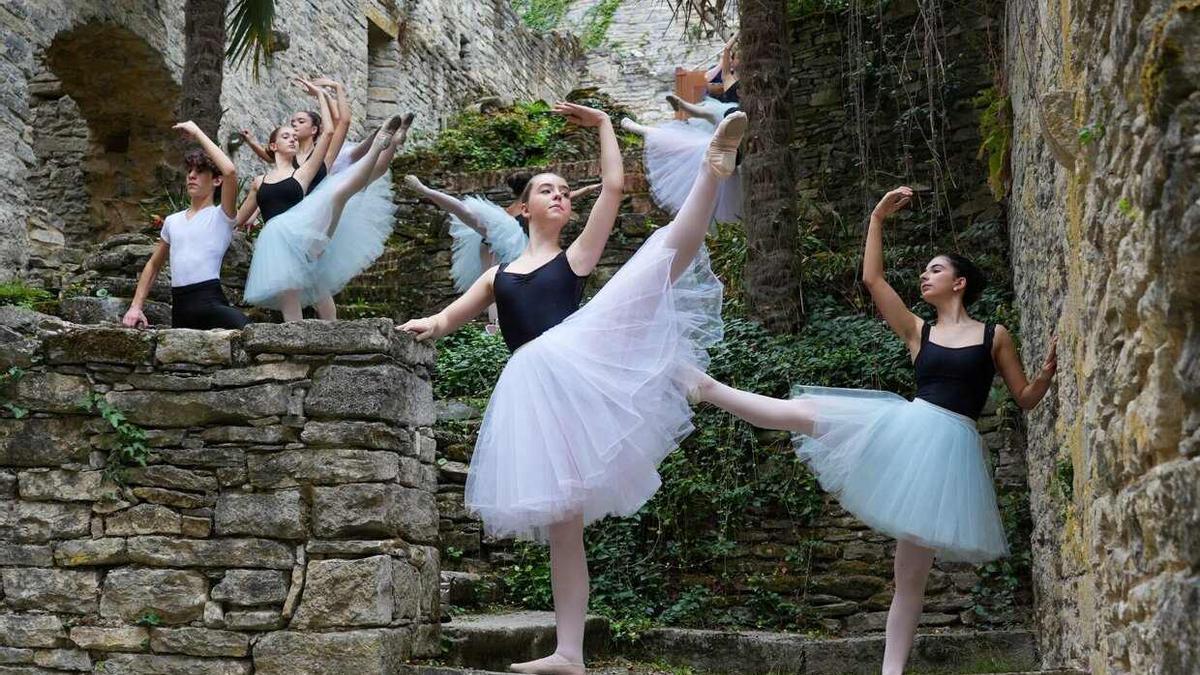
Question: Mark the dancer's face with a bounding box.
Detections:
[521,173,573,229]
[290,112,317,140]
[919,256,965,303]
[269,126,299,159]
[184,166,220,201]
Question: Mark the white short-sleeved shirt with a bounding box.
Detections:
[160,205,236,287]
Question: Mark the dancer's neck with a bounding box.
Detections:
[187,195,214,214]
[932,303,972,326]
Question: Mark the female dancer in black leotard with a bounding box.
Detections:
[689,186,1058,675]
[401,103,748,675]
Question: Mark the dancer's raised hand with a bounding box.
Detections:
[872,186,914,220]
[172,120,202,138]
[553,102,609,128]
[310,77,342,90]
[1039,336,1059,380]
[295,78,320,97]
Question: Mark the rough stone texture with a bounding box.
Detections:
[0,568,99,614]
[104,503,182,536]
[290,555,394,629]
[214,490,304,540]
[306,364,435,426]
[106,384,292,427]
[155,329,233,365]
[1005,0,1200,673]
[148,627,249,658]
[92,653,251,675]
[246,449,400,488]
[252,629,406,675]
[100,567,208,624]
[210,570,289,607]
[242,320,394,355]
[125,536,294,569]
[0,614,64,648]
[16,469,106,502]
[314,483,438,542]
[33,648,90,671]
[67,625,148,652]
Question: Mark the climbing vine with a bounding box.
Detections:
[580,0,623,49]
[82,392,151,484]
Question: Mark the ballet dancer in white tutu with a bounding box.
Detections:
[401,102,748,674]
[689,186,1058,675]
[237,80,408,321]
[620,37,743,223]
[403,172,600,330]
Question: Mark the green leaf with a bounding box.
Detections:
[226,0,277,77]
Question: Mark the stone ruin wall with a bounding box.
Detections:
[1004,0,1200,672]
[0,310,440,673]
[1,0,582,289]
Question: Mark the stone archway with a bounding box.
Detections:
[28,22,180,271]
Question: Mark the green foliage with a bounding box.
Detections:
[974,87,1012,201]
[433,328,510,399]
[400,101,570,173]
[971,488,1032,627]
[134,611,162,627]
[1117,197,1138,220]
[226,0,278,76]
[1077,122,1105,145]
[82,392,151,484]
[580,0,623,49]
[1,367,29,419]
[1055,457,1074,502]
[512,0,572,31]
[787,0,849,18]
[0,282,53,310]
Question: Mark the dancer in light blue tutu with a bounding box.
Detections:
[689,186,1058,675]
[237,79,407,321]
[402,172,600,331]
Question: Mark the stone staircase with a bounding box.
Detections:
[418,611,1088,675]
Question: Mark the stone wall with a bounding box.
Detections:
[2,0,582,290]
[0,310,441,673]
[1004,0,1200,672]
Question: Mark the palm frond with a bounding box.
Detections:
[658,0,737,38]
[226,0,276,77]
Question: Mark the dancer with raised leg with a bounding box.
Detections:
[690,186,1057,675]
[401,103,748,674]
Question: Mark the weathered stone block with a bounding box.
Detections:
[44,328,155,365]
[214,490,304,539]
[130,487,212,509]
[300,420,410,451]
[154,447,245,468]
[123,466,218,492]
[252,629,406,675]
[155,329,233,365]
[246,449,399,488]
[0,417,95,467]
[54,538,127,566]
[392,559,421,620]
[200,425,290,444]
[210,362,310,387]
[105,384,291,427]
[92,653,251,675]
[305,364,434,426]
[222,610,282,631]
[67,626,148,652]
[126,536,293,569]
[1,568,99,614]
[148,627,249,658]
[0,544,53,567]
[10,371,91,413]
[312,483,437,542]
[0,501,91,542]
[242,319,393,355]
[17,469,106,502]
[0,614,64,648]
[33,647,90,670]
[100,567,208,624]
[291,555,394,629]
[105,503,182,536]
[210,570,289,606]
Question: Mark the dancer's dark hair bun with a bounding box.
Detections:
[940,253,987,306]
[506,171,533,197]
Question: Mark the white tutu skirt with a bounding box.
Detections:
[465,226,724,541]
[330,141,359,175]
[244,157,397,310]
[791,387,1008,562]
[694,97,740,132]
[643,121,742,223]
[448,197,529,292]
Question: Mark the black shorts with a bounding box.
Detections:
[171,279,250,330]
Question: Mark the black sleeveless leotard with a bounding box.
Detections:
[257,175,305,223]
[293,155,328,194]
[913,322,996,419]
[493,251,587,352]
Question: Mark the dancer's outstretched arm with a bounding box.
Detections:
[404,176,484,234]
[123,242,168,329]
[995,331,1058,409]
[562,102,622,276]
[239,129,273,163]
[568,183,603,201]
[174,120,238,218]
[235,178,261,231]
[292,82,335,190]
[312,77,351,166]
[862,187,922,354]
[399,269,498,342]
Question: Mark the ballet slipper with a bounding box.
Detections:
[665,93,683,112]
[619,117,637,132]
[509,653,585,675]
[376,114,404,149]
[484,323,500,336]
[705,111,747,178]
[403,175,424,192]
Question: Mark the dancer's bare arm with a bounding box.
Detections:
[123,241,168,328]
[174,121,238,218]
[568,183,603,201]
[293,80,335,188]
[312,77,351,166]
[239,129,272,163]
[562,103,623,275]
[994,330,1057,409]
[862,187,923,355]
[398,269,498,341]
[235,177,262,231]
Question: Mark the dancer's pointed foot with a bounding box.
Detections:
[665,93,683,112]
[401,112,416,130]
[376,114,404,149]
[705,111,747,178]
[619,117,637,132]
[509,653,585,675]
[397,112,416,145]
[403,174,425,192]
[684,369,713,406]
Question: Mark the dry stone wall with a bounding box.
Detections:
[0,310,441,674]
[1005,0,1200,672]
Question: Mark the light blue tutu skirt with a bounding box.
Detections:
[448,197,529,292]
[244,156,396,310]
[466,226,724,542]
[790,387,1008,562]
[643,119,742,223]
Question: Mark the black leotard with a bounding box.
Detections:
[294,155,328,194]
[717,80,740,106]
[913,322,996,419]
[257,175,305,223]
[494,251,586,352]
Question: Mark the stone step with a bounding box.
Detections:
[401,665,1087,675]
[442,611,1052,674]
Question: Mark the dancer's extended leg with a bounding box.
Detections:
[314,294,337,321]
[509,514,588,675]
[404,175,486,236]
[882,540,936,675]
[620,117,652,136]
[324,114,405,237]
[661,112,747,279]
[693,373,817,435]
[666,93,721,125]
[279,290,303,323]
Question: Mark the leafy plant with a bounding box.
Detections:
[1,367,29,419]
[975,87,1012,201]
[134,611,162,627]
[434,328,510,399]
[580,0,623,49]
[512,0,573,31]
[1077,122,1105,145]
[0,282,53,310]
[82,392,151,484]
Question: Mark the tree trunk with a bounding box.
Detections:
[181,0,227,140]
[738,0,805,332]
